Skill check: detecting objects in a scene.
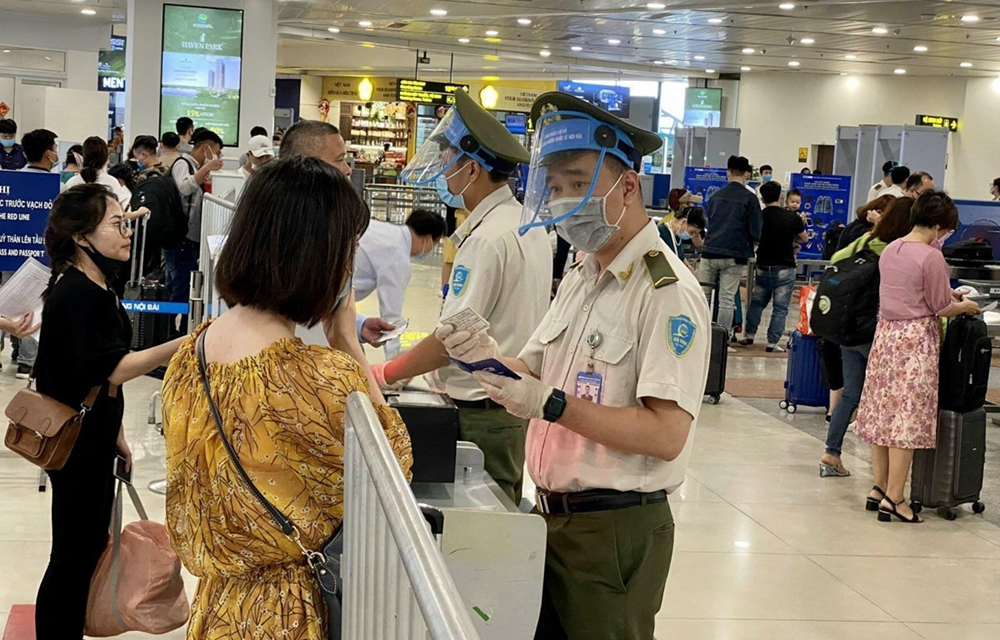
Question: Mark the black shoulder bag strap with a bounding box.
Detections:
[196,331,344,637]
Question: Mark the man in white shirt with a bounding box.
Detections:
[238,134,275,179]
[867,160,897,203]
[354,209,446,356]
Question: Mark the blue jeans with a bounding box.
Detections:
[744,267,796,345]
[17,335,37,367]
[825,343,871,457]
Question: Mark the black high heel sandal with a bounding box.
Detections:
[877,498,923,523]
[866,486,886,512]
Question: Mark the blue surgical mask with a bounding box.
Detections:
[677,230,693,241]
[762,174,772,182]
[435,166,473,210]
[0,139,16,148]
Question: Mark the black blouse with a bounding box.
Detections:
[34,267,132,463]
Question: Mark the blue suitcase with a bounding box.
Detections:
[780,330,829,413]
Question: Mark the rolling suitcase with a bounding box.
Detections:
[124,215,172,351]
[910,408,987,520]
[704,323,728,404]
[780,330,829,413]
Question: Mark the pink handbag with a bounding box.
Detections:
[85,480,190,637]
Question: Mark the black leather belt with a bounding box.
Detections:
[452,398,502,410]
[535,489,668,515]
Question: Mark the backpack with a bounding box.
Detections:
[939,316,992,412]
[132,169,187,250]
[809,236,881,346]
[821,225,845,261]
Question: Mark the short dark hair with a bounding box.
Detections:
[910,191,958,231]
[786,188,802,199]
[890,165,911,185]
[281,120,341,159]
[64,144,82,166]
[131,135,159,154]
[107,162,135,193]
[760,180,782,204]
[21,129,57,163]
[906,171,933,192]
[250,126,268,138]
[192,129,223,149]
[873,196,914,243]
[161,131,180,148]
[882,160,897,175]
[727,155,751,173]
[684,207,706,230]
[993,177,1000,191]
[406,209,447,240]
[760,164,773,173]
[176,117,194,135]
[0,119,17,135]
[216,157,369,327]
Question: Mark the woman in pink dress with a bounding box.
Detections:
[856,192,980,523]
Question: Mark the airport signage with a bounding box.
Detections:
[396,80,470,105]
[0,171,59,271]
[915,114,959,132]
[557,81,631,118]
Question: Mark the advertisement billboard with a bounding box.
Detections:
[159,5,244,146]
[557,81,631,118]
[683,88,722,127]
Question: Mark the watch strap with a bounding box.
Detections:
[543,388,567,422]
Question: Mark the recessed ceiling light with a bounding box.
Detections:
[779,3,795,10]
[518,18,532,25]
[608,38,621,44]
[961,15,980,23]
[742,47,755,54]
[961,62,973,68]
[327,27,340,33]
[706,69,716,73]
[430,8,448,17]
[539,50,551,57]
[653,29,666,35]
[647,2,667,9]
[741,66,752,71]
[788,60,800,66]
[44,56,51,61]
[894,68,906,74]
[872,27,888,34]
[485,29,499,36]
[845,54,857,60]
[800,37,815,44]
[458,37,470,43]
[708,18,724,24]
[2,50,10,54]
[913,45,928,52]
[81,8,96,15]
[654,60,664,65]
[571,45,583,51]
[694,54,706,60]
[359,20,373,27]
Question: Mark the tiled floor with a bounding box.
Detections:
[2,262,1000,639]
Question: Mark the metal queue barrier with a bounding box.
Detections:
[190,193,238,326]
[343,392,484,640]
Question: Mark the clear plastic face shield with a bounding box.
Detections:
[400,107,471,186]
[519,111,640,235]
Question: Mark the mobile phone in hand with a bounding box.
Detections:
[114,455,133,485]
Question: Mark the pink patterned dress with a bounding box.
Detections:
[855,239,954,450]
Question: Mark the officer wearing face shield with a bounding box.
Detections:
[436,93,712,639]
[369,89,552,505]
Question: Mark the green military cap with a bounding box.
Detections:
[450,88,530,168]
[530,91,663,158]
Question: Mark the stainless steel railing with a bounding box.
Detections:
[343,392,483,640]
[190,194,238,328]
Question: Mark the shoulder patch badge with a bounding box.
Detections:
[668,315,697,357]
[451,265,470,297]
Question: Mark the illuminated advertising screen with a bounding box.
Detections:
[683,88,722,127]
[159,5,243,146]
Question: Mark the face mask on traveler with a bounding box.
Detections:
[81,239,128,280]
[435,165,473,211]
[0,139,15,148]
[762,174,772,182]
[677,230,693,241]
[551,174,626,253]
[333,275,352,311]
[931,230,954,251]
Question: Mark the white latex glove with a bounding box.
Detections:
[435,323,498,362]
[474,372,552,420]
[368,362,389,388]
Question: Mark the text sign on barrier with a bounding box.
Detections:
[789,174,853,259]
[0,171,59,272]
[121,300,190,315]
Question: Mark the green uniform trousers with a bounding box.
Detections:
[534,500,675,640]
[456,404,527,505]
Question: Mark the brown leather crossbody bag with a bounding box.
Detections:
[5,383,102,470]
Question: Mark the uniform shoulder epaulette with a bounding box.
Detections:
[642,249,678,289]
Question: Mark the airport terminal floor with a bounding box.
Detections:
[1,260,999,640]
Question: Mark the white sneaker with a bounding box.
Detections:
[766,344,786,353]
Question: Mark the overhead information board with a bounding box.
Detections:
[683,88,722,127]
[915,114,959,132]
[159,5,244,146]
[396,80,470,105]
[557,81,631,117]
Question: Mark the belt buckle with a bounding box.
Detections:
[536,490,550,514]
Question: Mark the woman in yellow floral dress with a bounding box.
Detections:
[162,157,412,639]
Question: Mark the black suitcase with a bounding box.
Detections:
[938,316,992,413]
[910,408,987,520]
[124,214,172,351]
[704,323,728,404]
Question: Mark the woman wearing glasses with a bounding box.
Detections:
[32,183,184,639]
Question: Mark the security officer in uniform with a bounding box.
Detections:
[370,89,552,504]
[438,92,711,639]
